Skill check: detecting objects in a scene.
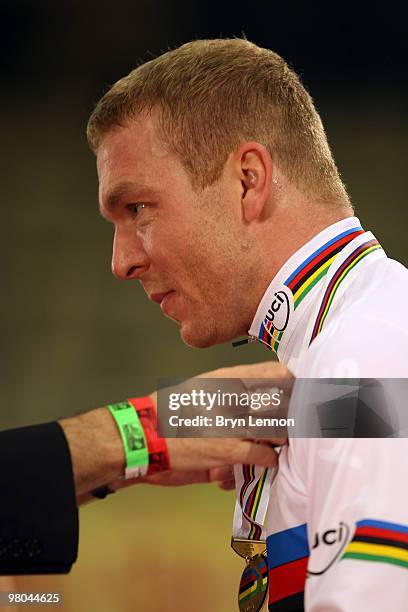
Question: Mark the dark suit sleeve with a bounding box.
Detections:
[0,421,78,574]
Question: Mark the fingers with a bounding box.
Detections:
[167,437,279,472]
[141,470,212,487]
[257,437,287,446]
[231,440,279,467]
[269,437,287,446]
[218,478,235,491]
[209,466,235,491]
[203,361,294,381]
[209,466,234,482]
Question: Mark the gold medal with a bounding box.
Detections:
[238,554,268,612]
[231,538,266,559]
[232,538,268,612]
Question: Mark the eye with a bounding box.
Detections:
[127,203,146,217]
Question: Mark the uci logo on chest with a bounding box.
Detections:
[264,290,290,332]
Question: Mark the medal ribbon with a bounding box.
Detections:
[233,464,275,541]
[234,224,367,543]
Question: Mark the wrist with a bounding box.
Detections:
[59,407,125,497]
[128,396,170,475]
[107,401,149,479]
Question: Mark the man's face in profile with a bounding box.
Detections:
[97,112,255,348]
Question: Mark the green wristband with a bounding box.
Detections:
[107,401,149,479]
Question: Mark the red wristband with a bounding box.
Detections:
[128,396,170,475]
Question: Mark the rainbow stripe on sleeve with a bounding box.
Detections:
[342,519,408,569]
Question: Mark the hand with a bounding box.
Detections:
[198,360,293,382]
[70,360,293,503]
[111,465,235,489]
[103,438,279,495]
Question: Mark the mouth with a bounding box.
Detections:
[149,291,175,305]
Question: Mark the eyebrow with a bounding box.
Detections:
[101,181,144,213]
[99,180,160,218]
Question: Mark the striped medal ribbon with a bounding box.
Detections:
[232,464,274,611]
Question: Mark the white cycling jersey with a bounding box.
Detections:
[244,216,408,611]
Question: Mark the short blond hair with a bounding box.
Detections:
[87,38,348,203]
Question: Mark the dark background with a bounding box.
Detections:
[1,1,407,430]
[0,2,407,610]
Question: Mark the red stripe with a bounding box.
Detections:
[268,556,308,604]
[317,239,376,315]
[240,465,254,505]
[240,570,257,590]
[310,239,377,341]
[245,484,257,513]
[356,526,408,545]
[287,230,363,290]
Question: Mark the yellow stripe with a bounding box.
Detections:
[317,245,381,334]
[239,581,258,601]
[263,323,278,347]
[346,542,408,563]
[238,574,268,601]
[293,255,337,303]
[249,469,267,520]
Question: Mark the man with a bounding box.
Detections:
[0,363,284,575]
[87,38,408,610]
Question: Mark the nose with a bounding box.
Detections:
[111,227,150,280]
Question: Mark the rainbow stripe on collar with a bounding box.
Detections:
[309,237,382,345]
[259,226,364,352]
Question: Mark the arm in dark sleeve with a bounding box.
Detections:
[0,421,78,574]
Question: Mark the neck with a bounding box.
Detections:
[246,216,382,367]
[246,202,353,328]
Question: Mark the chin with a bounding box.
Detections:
[180,330,216,348]
[179,321,235,349]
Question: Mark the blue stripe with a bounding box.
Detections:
[267,523,309,569]
[284,227,362,286]
[357,519,408,535]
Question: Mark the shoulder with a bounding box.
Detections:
[295,258,408,377]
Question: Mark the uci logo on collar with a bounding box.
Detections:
[264,289,291,332]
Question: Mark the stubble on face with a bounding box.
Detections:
[178,180,258,348]
[97,112,260,349]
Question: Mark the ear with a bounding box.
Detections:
[236,142,273,223]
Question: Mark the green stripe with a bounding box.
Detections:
[239,584,262,603]
[273,331,283,351]
[343,552,408,569]
[251,468,268,519]
[318,245,382,333]
[294,266,330,309]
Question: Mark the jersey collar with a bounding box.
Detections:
[248,217,365,364]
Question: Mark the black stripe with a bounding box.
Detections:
[354,534,408,550]
[290,241,346,296]
[269,591,304,612]
[239,578,257,594]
